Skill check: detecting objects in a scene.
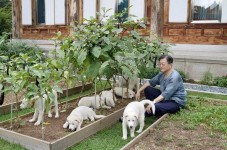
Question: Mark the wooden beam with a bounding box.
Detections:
[12,0,21,38]
[69,0,77,33]
[32,0,37,25]
[150,0,164,37]
[79,0,83,24]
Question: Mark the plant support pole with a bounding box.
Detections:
[41,97,45,140]
[10,103,13,130]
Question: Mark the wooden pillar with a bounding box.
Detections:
[69,0,77,33]
[12,0,21,38]
[150,0,164,37]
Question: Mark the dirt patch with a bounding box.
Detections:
[129,103,227,150]
[130,119,226,150]
[0,96,133,142]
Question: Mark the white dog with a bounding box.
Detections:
[122,99,155,140]
[114,87,135,99]
[116,75,140,92]
[63,106,105,131]
[101,89,118,102]
[78,90,116,109]
[20,90,59,125]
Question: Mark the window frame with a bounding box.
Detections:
[36,0,46,25]
[190,0,223,24]
[81,0,149,24]
[35,0,67,26]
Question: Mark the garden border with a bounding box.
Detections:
[0,83,125,150]
[120,114,169,150]
[1,81,225,149]
[0,107,124,150]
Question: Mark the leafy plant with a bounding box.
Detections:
[176,69,187,81]
[201,70,213,85]
[57,8,169,89]
[0,0,11,35]
[214,75,227,87]
[138,67,160,79]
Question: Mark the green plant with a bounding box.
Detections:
[176,69,187,81]
[201,70,213,85]
[56,8,169,87]
[139,66,160,79]
[0,0,12,35]
[214,76,227,87]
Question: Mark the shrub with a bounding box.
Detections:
[0,1,12,35]
[201,70,213,85]
[214,76,227,87]
[176,69,187,81]
[139,66,160,79]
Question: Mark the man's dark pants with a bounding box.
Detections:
[144,86,183,117]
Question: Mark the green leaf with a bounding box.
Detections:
[92,46,101,58]
[78,50,87,65]
[86,62,101,79]
[99,61,109,74]
[63,70,69,79]
[103,37,110,45]
[121,66,132,77]
[51,60,60,68]
[47,92,55,102]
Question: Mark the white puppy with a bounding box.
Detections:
[63,106,105,131]
[78,90,116,109]
[122,99,155,140]
[114,87,135,99]
[116,75,140,92]
[101,90,118,102]
[20,90,59,125]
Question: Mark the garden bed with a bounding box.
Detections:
[0,88,137,150]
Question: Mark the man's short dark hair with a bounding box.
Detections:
[159,55,173,64]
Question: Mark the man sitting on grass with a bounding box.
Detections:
[136,54,187,117]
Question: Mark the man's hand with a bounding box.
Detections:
[145,105,151,114]
[135,92,140,100]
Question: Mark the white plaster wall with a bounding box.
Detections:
[171,44,227,80]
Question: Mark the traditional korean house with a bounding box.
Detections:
[12,0,227,80]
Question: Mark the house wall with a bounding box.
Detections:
[13,0,72,39]
[162,0,227,80]
[13,0,151,39]
[163,0,227,45]
[12,0,227,80]
[170,44,227,80]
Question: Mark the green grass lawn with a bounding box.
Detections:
[68,116,156,150]
[0,90,226,150]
